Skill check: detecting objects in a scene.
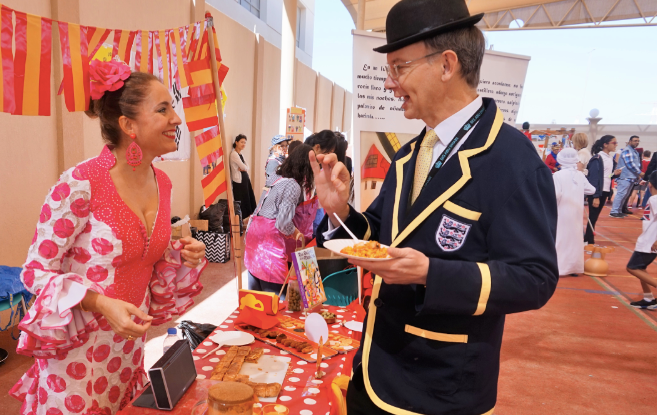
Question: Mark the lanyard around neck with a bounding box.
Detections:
[421,103,485,190]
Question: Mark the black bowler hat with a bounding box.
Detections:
[373,0,483,53]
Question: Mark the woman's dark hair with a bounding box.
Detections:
[233,134,247,149]
[305,130,337,154]
[85,72,160,146]
[591,135,616,155]
[649,171,657,189]
[288,140,302,154]
[277,144,314,193]
[334,131,348,165]
[522,121,530,130]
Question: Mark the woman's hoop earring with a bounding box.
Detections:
[126,133,143,171]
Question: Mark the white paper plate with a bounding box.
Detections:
[343,320,363,332]
[323,239,392,262]
[209,331,255,346]
[239,355,289,402]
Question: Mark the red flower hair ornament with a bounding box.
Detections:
[89,58,132,100]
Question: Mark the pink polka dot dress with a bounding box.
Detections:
[9,146,206,415]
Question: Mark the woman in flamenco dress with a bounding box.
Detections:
[9,59,207,415]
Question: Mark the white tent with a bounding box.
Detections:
[341,0,657,31]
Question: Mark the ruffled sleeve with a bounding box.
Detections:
[17,166,99,359]
[148,240,206,326]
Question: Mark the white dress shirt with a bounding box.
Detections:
[324,96,483,239]
[599,151,613,192]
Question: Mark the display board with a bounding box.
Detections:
[286,107,306,141]
[352,30,531,210]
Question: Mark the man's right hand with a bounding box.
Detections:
[309,151,350,227]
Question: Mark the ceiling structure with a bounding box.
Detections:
[341,0,657,31]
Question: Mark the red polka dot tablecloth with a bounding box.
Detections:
[119,305,359,415]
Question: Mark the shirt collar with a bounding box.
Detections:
[426,95,483,146]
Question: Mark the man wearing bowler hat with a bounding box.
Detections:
[311,0,558,414]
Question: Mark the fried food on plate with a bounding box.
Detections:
[341,241,389,259]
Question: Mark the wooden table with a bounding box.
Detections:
[119,305,359,415]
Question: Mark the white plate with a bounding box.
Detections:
[323,239,392,262]
[239,355,289,402]
[208,331,255,346]
[343,320,363,332]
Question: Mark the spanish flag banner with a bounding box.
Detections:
[0,4,15,114]
[201,155,227,208]
[183,97,218,132]
[86,26,111,60]
[195,125,224,167]
[135,30,152,74]
[13,11,52,116]
[57,22,90,112]
[112,29,136,64]
[154,30,171,88]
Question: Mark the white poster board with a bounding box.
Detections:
[352,30,530,210]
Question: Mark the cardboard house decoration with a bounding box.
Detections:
[361,144,390,210]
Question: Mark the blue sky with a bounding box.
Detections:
[312,1,657,125]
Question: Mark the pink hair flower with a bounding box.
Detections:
[89,59,132,100]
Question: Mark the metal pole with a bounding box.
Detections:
[205,13,242,289]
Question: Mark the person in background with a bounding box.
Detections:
[244,144,315,296]
[545,142,561,173]
[553,148,596,276]
[264,135,291,190]
[627,149,650,210]
[641,150,653,208]
[230,134,257,219]
[522,121,532,140]
[610,135,643,218]
[627,171,657,309]
[305,130,338,238]
[585,135,621,244]
[572,132,591,174]
[288,139,302,155]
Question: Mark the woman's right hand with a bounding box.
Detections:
[592,198,600,208]
[614,169,622,176]
[93,293,153,340]
[309,151,351,226]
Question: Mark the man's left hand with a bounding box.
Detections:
[348,247,429,286]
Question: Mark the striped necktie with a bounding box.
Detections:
[411,129,440,205]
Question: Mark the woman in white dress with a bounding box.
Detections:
[553,148,596,275]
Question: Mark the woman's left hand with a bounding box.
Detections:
[179,236,206,268]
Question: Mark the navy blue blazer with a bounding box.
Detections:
[317,98,558,415]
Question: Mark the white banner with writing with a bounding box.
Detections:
[352,30,530,210]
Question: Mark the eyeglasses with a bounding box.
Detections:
[384,51,442,80]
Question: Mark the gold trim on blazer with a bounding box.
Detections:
[474,263,491,316]
[405,324,468,343]
[390,109,503,249]
[361,108,503,415]
[443,200,482,221]
[391,150,414,242]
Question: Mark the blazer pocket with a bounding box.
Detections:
[443,200,481,221]
[405,325,468,343]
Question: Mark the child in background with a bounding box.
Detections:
[627,171,657,309]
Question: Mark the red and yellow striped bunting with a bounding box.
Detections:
[13,11,52,116]
[171,27,192,88]
[195,126,224,167]
[57,22,90,112]
[86,26,111,59]
[154,30,171,88]
[0,4,15,114]
[135,30,152,73]
[183,98,218,132]
[112,29,136,64]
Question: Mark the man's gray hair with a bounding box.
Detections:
[423,26,486,89]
